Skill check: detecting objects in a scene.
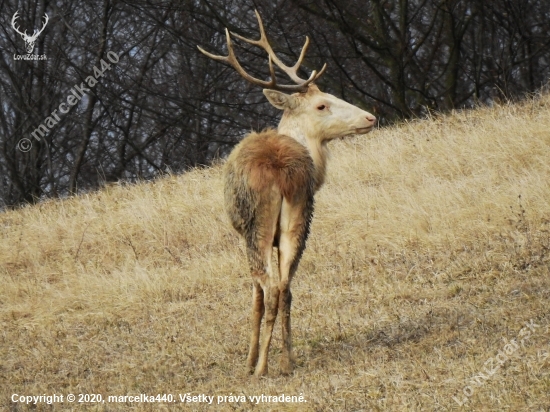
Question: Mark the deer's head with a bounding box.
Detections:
[11,11,49,54]
[263,85,376,144]
[197,10,375,145]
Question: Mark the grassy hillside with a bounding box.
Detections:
[1,94,550,411]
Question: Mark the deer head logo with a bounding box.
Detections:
[11,11,49,54]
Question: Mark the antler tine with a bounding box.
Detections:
[314,63,327,80]
[292,35,310,73]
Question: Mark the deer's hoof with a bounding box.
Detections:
[280,358,293,376]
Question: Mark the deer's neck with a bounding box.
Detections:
[277,119,327,191]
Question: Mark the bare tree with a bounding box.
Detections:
[0,0,549,208]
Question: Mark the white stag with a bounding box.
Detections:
[198,10,376,377]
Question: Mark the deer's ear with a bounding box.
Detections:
[263,90,298,110]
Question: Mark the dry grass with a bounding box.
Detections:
[1,94,550,411]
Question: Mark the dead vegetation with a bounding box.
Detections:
[1,94,550,411]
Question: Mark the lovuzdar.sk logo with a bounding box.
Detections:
[11,10,48,60]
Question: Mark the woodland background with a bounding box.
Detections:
[1,0,549,207]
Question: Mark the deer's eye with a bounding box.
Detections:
[317,104,326,111]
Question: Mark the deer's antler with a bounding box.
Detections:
[11,11,29,38]
[197,10,326,93]
[32,13,49,40]
[11,11,48,41]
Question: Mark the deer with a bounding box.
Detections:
[11,11,49,54]
[198,10,376,377]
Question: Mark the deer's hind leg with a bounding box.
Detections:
[245,188,282,376]
[246,282,264,373]
[277,194,314,375]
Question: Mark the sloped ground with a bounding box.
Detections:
[1,94,549,411]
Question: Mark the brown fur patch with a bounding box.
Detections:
[234,129,314,201]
